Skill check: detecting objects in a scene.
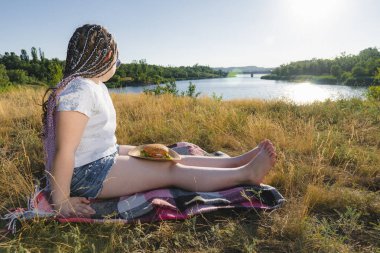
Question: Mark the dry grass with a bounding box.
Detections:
[0,86,379,252]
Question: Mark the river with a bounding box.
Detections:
[109,74,367,104]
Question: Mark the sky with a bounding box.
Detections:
[0,0,379,68]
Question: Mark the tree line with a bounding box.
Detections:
[107,59,227,88]
[0,48,227,89]
[0,47,63,88]
[262,47,380,86]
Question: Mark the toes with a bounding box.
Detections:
[267,140,275,149]
[265,147,277,160]
[262,140,275,150]
[264,144,274,153]
[259,140,277,159]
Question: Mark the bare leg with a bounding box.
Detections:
[178,140,273,167]
[117,145,137,156]
[97,142,276,198]
[117,140,273,168]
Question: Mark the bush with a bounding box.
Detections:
[0,65,12,92]
[7,69,29,84]
[143,81,201,98]
[344,76,374,86]
[366,86,380,101]
[181,82,201,98]
[374,67,380,85]
[143,81,179,96]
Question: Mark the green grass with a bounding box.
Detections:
[0,87,379,252]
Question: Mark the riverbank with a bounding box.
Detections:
[261,74,338,84]
[0,87,379,252]
[106,74,227,88]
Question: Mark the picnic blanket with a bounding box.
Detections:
[1,142,285,234]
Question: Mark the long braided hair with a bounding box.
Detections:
[41,24,118,189]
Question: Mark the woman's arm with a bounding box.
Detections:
[50,110,95,216]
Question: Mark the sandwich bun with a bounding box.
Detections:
[142,144,170,158]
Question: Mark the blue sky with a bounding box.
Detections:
[0,0,379,68]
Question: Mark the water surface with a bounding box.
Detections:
[109,74,367,104]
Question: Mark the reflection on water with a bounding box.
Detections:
[283,82,341,103]
[109,74,367,104]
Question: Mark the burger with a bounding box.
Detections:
[140,144,171,159]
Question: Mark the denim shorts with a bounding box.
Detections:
[70,145,119,199]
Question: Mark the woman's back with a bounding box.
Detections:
[56,76,117,167]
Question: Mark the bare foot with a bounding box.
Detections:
[232,139,274,167]
[240,141,276,185]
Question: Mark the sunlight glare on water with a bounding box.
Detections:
[283,82,332,103]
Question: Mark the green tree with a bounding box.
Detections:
[20,49,29,61]
[358,47,380,60]
[330,64,342,79]
[352,65,367,78]
[31,47,38,62]
[39,47,45,62]
[0,52,22,69]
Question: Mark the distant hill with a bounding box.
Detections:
[213,66,273,74]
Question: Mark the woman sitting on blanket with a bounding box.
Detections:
[41,24,277,218]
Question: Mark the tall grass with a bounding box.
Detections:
[0,86,379,252]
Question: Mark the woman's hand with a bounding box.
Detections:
[53,197,96,218]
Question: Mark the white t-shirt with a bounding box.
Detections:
[56,76,118,167]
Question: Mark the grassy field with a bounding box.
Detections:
[0,86,379,252]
